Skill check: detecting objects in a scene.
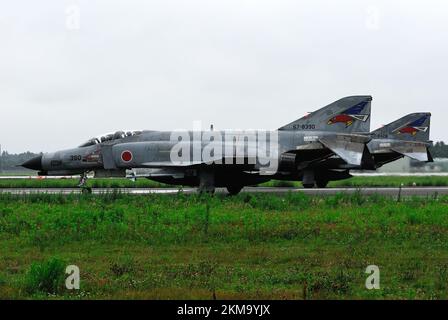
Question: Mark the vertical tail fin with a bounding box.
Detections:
[371,113,431,142]
[279,96,372,133]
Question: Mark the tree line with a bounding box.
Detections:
[0,151,42,172]
[430,141,448,158]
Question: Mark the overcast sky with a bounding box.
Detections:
[1,0,447,153]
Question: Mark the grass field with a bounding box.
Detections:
[1,192,448,300]
[0,178,166,189]
[1,176,448,189]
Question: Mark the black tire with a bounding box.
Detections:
[302,183,315,189]
[227,185,244,195]
[315,180,329,188]
[198,187,216,195]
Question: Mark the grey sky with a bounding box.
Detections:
[1,0,447,153]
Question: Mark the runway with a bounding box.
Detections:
[0,187,447,197]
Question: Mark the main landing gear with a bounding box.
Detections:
[197,169,244,195]
[302,170,329,189]
[302,180,329,189]
[315,180,329,188]
[198,169,216,194]
[302,183,315,189]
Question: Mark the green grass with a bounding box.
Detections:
[1,176,448,189]
[1,192,448,299]
[0,178,167,189]
[0,172,34,176]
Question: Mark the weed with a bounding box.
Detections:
[110,256,136,277]
[24,257,66,295]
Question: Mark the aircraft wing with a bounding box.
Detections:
[127,168,185,179]
[318,134,371,166]
[140,161,204,168]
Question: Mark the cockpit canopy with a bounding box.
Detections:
[78,130,142,147]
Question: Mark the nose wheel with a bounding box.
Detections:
[81,187,93,194]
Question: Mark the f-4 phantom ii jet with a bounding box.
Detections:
[21,96,374,193]
[298,113,434,187]
[21,95,417,194]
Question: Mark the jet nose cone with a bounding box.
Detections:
[21,155,43,171]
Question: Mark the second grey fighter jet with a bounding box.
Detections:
[294,112,433,187]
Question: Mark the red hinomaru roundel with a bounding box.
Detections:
[121,150,133,162]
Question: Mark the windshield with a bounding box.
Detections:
[78,130,142,147]
[78,138,100,148]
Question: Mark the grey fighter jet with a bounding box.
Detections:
[22,96,374,194]
[295,112,433,187]
[369,112,432,164]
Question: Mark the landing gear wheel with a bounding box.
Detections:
[198,187,216,195]
[226,185,244,195]
[303,183,315,189]
[316,180,329,188]
[198,169,215,195]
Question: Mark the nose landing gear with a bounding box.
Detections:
[78,172,88,187]
[78,172,92,194]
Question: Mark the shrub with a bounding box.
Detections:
[0,274,6,287]
[24,257,66,295]
[435,264,448,291]
[110,256,136,277]
[307,270,353,297]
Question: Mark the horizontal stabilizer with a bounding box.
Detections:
[391,143,429,162]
